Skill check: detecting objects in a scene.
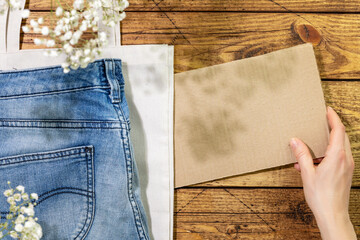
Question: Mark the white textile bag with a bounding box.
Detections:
[0,4,174,240]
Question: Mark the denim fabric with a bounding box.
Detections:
[0,59,150,239]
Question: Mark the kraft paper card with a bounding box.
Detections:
[174,43,329,188]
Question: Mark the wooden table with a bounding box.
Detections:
[25,0,360,239]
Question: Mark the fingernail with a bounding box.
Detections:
[290,138,298,149]
[327,106,332,112]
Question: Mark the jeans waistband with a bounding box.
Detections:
[0,58,124,100]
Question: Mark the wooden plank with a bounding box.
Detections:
[26,0,360,12]
[20,12,360,78]
[174,188,360,239]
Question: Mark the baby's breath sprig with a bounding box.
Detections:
[0,181,42,240]
[2,0,129,73]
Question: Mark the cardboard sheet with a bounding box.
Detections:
[174,43,329,188]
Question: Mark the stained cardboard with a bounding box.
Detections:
[174,43,329,188]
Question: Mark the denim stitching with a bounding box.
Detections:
[36,191,91,205]
[80,145,95,240]
[111,101,148,239]
[73,149,90,239]
[0,146,90,164]
[0,119,120,123]
[0,126,125,129]
[0,120,126,129]
[38,187,91,198]
[112,58,122,103]
[109,63,148,238]
[0,85,110,100]
[74,147,95,240]
[121,126,147,239]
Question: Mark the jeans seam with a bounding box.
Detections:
[122,128,148,240]
[0,146,89,164]
[74,148,95,240]
[0,85,110,100]
[0,120,126,129]
[112,101,148,239]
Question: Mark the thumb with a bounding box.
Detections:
[290,138,315,179]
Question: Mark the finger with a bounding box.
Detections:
[327,106,345,154]
[290,138,315,182]
[294,163,301,172]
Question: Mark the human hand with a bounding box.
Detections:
[290,106,356,240]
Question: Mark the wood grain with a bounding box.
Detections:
[174,188,360,239]
[20,11,360,78]
[26,0,360,12]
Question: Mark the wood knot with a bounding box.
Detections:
[292,22,322,46]
[226,225,241,238]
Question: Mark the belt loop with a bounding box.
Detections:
[104,59,121,103]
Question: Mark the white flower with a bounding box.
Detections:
[13,193,21,202]
[30,193,38,200]
[63,43,73,53]
[14,223,24,232]
[24,207,35,216]
[119,12,126,21]
[21,9,30,18]
[41,26,49,35]
[23,219,43,240]
[56,6,63,16]
[34,38,42,45]
[37,17,44,24]
[29,19,38,28]
[15,214,25,224]
[4,189,13,197]
[16,185,25,193]
[22,193,29,200]
[46,39,55,47]
[64,31,73,40]
[73,0,84,10]
[9,230,18,238]
[61,62,70,68]
[0,231,3,238]
[22,25,30,33]
[24,218,35,229]
[7,196,15,205]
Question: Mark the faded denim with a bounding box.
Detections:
[0,59,150,240]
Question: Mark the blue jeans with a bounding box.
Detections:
[0,59,150,239]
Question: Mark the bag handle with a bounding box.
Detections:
[6,0,25,52]
[0,6,9,53]
[6,0,121,53]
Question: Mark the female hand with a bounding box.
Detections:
[290,106,356,240]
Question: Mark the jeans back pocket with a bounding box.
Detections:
[0,145,95,240]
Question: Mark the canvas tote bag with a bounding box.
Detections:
[0,4,174,240]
